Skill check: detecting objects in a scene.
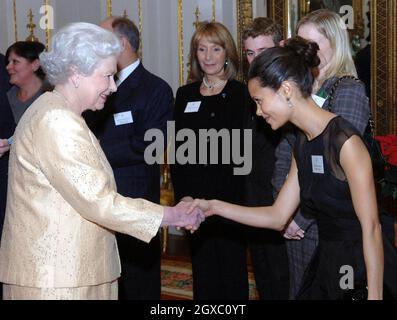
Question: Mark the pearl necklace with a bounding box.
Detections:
[202,77,226,90]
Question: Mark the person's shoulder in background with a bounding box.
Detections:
[141,65,173,92]
[354,44,371,97]
[175,80,201,97]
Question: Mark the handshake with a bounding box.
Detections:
[0,138,11,158]
[161,197,211,233]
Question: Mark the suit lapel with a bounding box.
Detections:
[112,63,145,107]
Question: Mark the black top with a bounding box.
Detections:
[294,116,363,241]
[294,116,397,300]
[171,79,247,205]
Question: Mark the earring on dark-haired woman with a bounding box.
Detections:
[287,98,293,108]
[224,60,228,68]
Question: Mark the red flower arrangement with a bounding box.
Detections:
[375,134,397,199]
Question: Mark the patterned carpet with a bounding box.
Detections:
[161,258,259,300]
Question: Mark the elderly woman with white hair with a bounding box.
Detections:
[0,22,204,300]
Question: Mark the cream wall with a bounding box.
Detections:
[253,0,266,17]
[0,0,238,94]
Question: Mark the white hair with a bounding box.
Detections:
[40,22,121,85]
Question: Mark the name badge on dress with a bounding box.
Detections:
[311,155,325,174]
[114,111,133,126]
[184,101,201,113]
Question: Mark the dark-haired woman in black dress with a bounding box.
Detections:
[189,36,397,300]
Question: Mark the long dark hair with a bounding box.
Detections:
[248,36,320,98]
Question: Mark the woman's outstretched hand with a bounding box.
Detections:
[186,198,215,218]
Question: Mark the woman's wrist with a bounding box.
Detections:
[210,199,224,217]
[367,293,382,300]
[367,287,382,300]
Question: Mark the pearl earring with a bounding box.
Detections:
[287,98,293,108]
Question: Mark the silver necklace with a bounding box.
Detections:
[202,77,226,89]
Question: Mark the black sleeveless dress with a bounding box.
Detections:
[294,116,397,300]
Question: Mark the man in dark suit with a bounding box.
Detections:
[242,18,289,300]
[0,53,15,300]
[85,17,173,300]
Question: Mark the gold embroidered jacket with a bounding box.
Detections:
[0,92,163,288]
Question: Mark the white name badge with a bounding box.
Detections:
[184,101,201,113]
[114,111,133,126]
[312,94,327,108]
[311,155,325,174]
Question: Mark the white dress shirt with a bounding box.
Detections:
[116,59,140,86]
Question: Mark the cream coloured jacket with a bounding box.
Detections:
[0,91,163,288]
